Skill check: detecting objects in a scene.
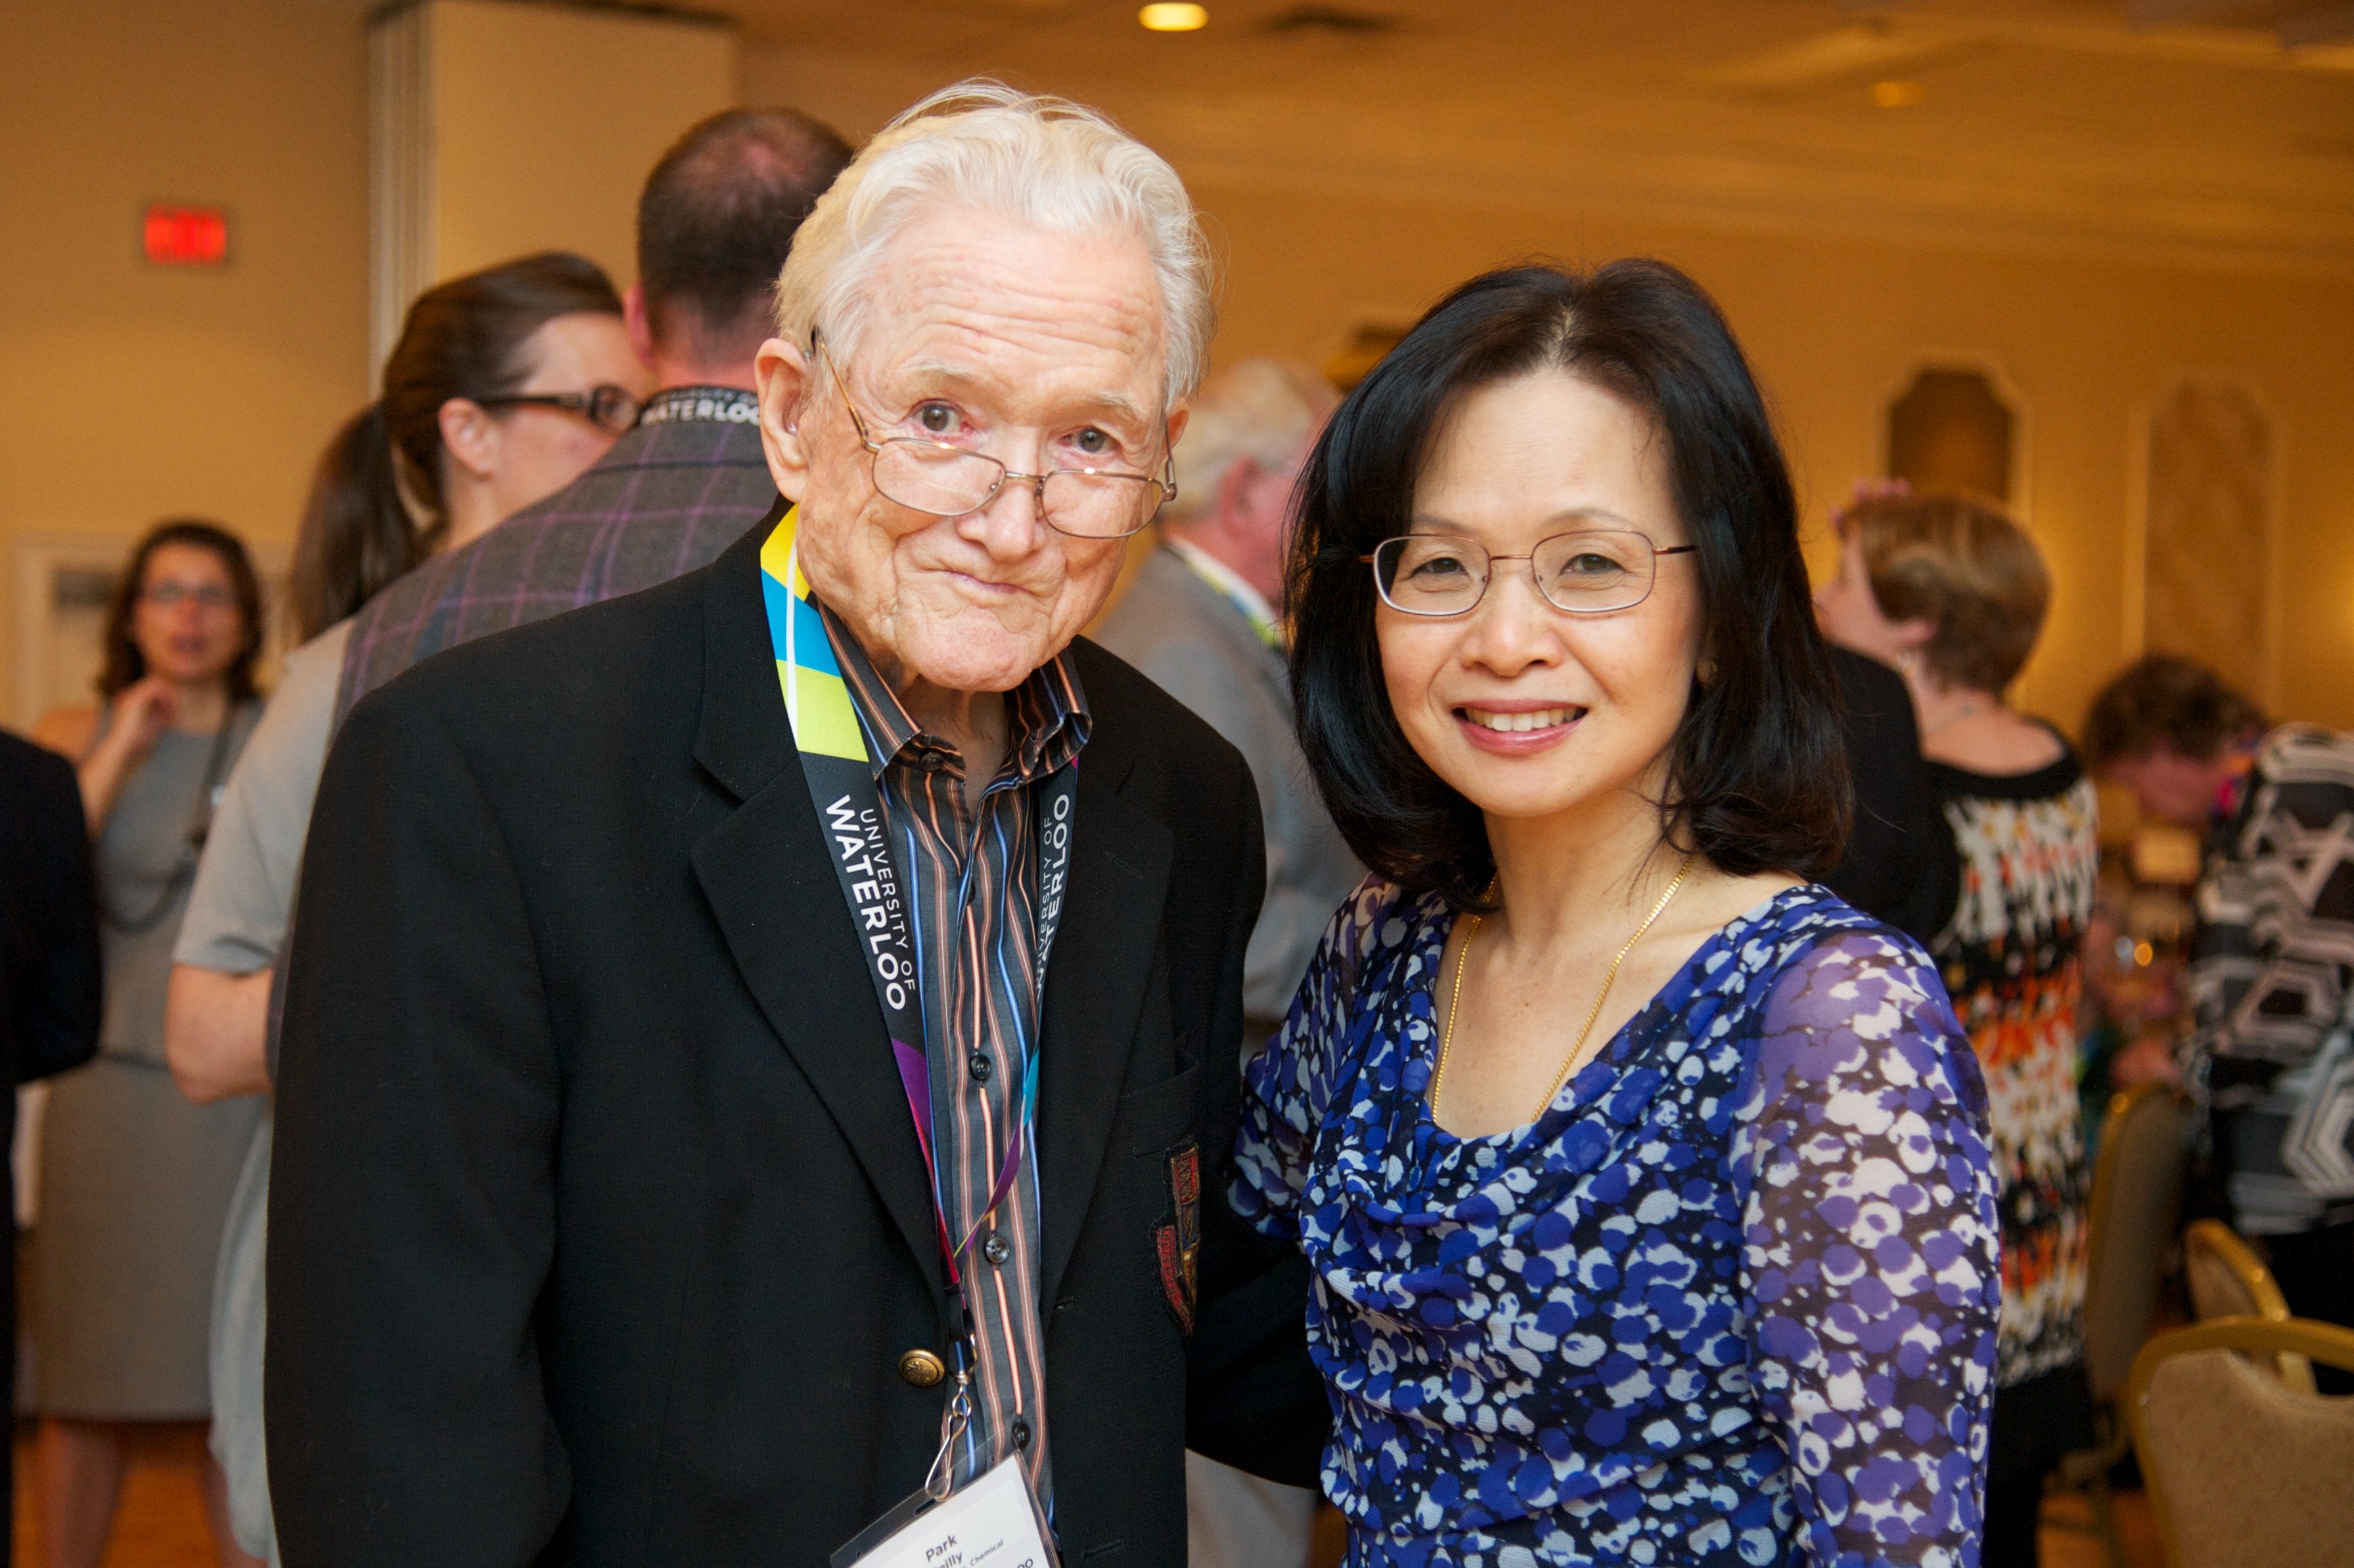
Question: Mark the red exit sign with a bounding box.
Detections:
[143,204,229,267]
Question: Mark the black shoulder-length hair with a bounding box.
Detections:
[1286,258,1849,912]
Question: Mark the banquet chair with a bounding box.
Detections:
[2050,1082,2194,1568]
[2125,1316,2354,1568]
[2181,1218,2315,1393]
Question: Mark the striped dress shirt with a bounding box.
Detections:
[821,602,1090,1504]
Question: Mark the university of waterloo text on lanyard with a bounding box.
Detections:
[760,508,1070,1568]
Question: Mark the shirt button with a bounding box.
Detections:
[968,1051,993,1084]
[917,751,947,773]
[1011,1415,1033,1450]
[983,1232,1011,1266]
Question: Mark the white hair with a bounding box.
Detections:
[1167,357,1337,520]
[774,80,1214,410]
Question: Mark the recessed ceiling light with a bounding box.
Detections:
[1871,79,1926,108]
[1140,3,1208,30]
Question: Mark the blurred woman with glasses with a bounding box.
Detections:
[288,250,646,640]
[154,250,646,1567]
[165,248,643,1115]
[30,520,267,1568]
[1235,260,1999,1565]
[1815,491,2097,1568]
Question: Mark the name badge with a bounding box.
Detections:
[831,1458,1056,1568]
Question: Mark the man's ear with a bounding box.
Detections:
[438,397,498,483]
[622,283,657,370]
[1216,454,1267,528]
[755,336,812,503]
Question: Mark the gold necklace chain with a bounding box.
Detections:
[1429,855,1696,1129]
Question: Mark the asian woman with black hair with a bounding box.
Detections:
[1233,260,2000,1566]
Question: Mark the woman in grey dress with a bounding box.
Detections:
[30,520,268,1568]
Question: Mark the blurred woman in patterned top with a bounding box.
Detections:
[1817,489,2099,1568]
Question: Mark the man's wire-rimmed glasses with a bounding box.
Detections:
[814,330,1176,540]
[1364,531,1698,617]
[475,383,643,435]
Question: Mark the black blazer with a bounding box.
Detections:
[0,730,100,1091]
[267,513,1325,1568]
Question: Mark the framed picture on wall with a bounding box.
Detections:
[2131,377,2281,710]
[1876,356,2031,514]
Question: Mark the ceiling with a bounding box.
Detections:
[698,0,2354,275]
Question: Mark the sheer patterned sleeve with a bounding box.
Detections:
[1231,877,1393,1242]
[1738,927,2001,1567]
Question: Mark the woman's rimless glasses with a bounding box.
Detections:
[1365,531,1697,617]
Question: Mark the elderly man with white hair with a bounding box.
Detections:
[266,85,1326,1568]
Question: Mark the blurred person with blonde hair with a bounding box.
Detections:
[1816,489,2097,1567]
[1098,359,1363,1042]
[1095,358,1361,1568]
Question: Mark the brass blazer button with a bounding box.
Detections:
[897,1349,947,1389]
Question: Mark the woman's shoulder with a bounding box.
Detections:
[1923,713,2081,799]
[1323,873,1448,974]
[1273,875,1447,1051]
[1731,884,1948,1002]
[1736,887,1981,1102]
[31,704,99,762]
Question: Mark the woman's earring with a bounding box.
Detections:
[1695,658,1719,689]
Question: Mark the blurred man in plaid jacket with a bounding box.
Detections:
[336,108,853,719]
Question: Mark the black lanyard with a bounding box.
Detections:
[761,509,1076,1359]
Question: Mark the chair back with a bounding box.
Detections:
[2126,1317,2354,1568]
[2081,1083,2194,1402]
[2181,1219,2315,1392]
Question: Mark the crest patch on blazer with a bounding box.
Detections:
[1154,1138,1202,1336]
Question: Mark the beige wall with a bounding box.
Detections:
[9,24,2347,738]
[1190,181,2354,737]
[747,49,2354,738]
[426,1,736,294]
[1,0,371,721]
[0,0,741,723]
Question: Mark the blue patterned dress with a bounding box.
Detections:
[1234,881,2001,1567]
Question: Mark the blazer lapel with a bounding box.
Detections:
[1035,732,1173,1308]
[688,512,944,1299]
